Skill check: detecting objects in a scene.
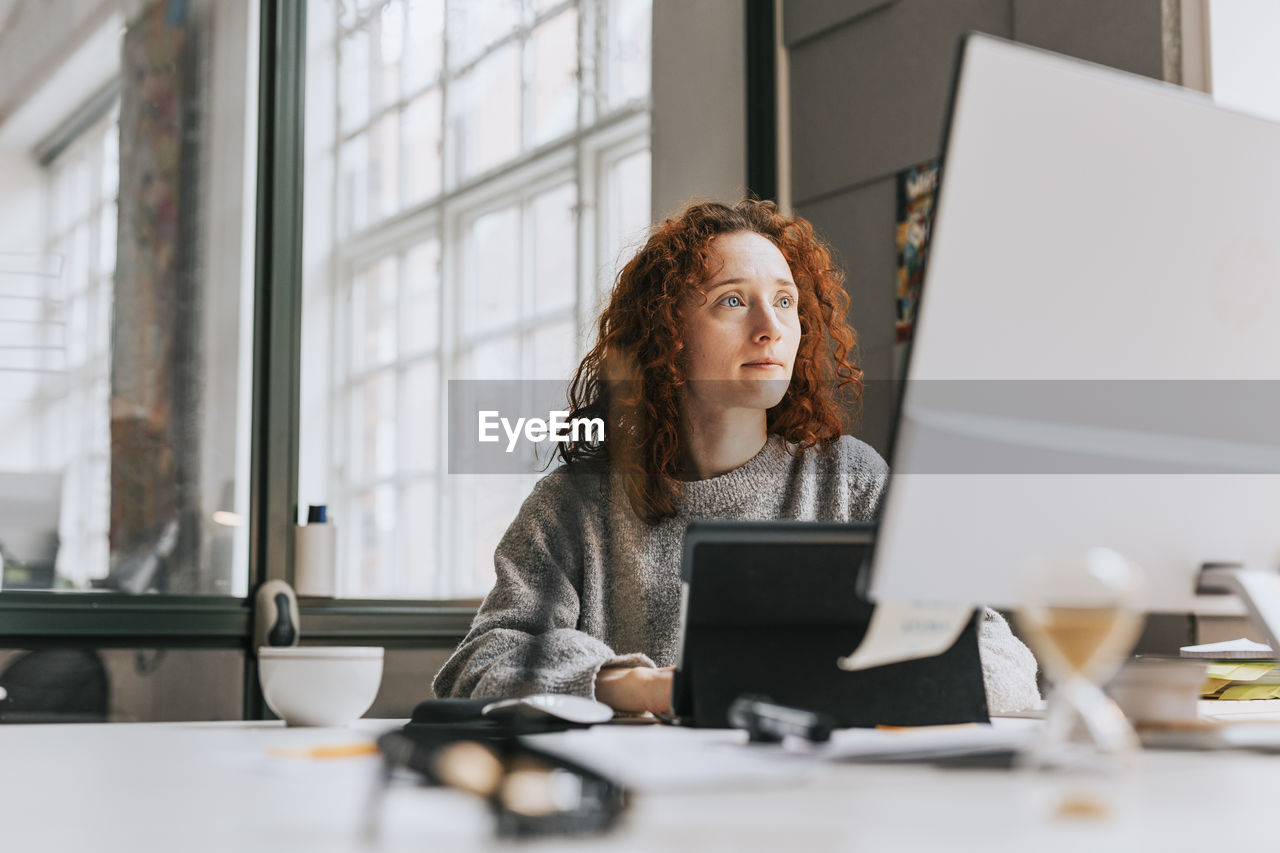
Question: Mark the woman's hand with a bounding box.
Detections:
[594,665,675,714]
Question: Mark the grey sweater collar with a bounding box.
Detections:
[673,434,793,517]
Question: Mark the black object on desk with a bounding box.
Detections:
[671,520,990,729]
[402,697,591,744]
[728,694,836,743]
[376,699,628,839]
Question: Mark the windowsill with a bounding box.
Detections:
[297,599,478,645]
[0,592,478,646]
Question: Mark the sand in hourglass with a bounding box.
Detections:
[1020,606,1144,678]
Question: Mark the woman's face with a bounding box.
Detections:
[680,230,802,415]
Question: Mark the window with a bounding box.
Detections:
[35,106,119,588]
[1,108,118,590]
[301,0,652,599]
[0,0,259,596]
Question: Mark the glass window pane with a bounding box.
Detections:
[530,319,576,380]
[338,0,364,29]
[350,485,397,594]
[38,294,64,370]
[460,335,519,380]
[447,43,520,184]
[446,0,521,70]
[606,0,651,109]
[67,294,88,367]
[403,360,439,472]
[403,479,438,596]
[370,110,401,220]
[531,0,566,16]
[340,26,371,134]
[70,159,91,226]
[613,147,650,236]
[91,379,110,452]
[403,237,440,353]
[403,0,444,93]
[52,168,71,233]
[373,0,404,111]
[69,222,90,294]
[465,474,530,594]
[1,3,258,595]
[338,131,371,235]
[302,0,651,600]
[531,182,576,316]
[460,205,520,338]
[602,147,650,294]
[402,88,442,206]
[529,8,579,146]
[352,371,397,480]
[97,203,116,276]
[351,256,398,371]
[92,286,112,360]
[100,126,118,199]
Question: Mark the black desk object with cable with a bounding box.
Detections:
[670,521,990,729]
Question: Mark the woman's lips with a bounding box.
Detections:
[742,361,784,370]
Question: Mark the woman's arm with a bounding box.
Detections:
[977,609,1041,714]
[432,470,654,700]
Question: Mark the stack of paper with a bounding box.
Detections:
[1181,638,1280,699]
[1200,662,1280,700]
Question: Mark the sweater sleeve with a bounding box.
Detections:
[432,469,653,700]
[977,609,1041,713]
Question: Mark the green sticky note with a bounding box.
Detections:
[1206,663,1275,682]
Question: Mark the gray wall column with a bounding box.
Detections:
[783,0,1168,453]
[651,0,748,219]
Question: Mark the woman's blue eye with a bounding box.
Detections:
[720,295,743,308]
[778,295,793,309]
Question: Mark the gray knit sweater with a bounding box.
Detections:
[433,434,1041,714]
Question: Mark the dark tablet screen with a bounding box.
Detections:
[671,520,989,729]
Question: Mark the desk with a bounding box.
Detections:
[2,705,1279,852]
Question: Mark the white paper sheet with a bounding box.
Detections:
[836,601,973,670]
[789,719,1039,762]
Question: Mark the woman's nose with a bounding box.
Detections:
[753,305,786,340]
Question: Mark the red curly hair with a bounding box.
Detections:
[556,198,862,524]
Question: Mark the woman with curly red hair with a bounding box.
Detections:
[433,199,1038,714]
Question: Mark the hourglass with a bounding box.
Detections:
[1017,548,1145,770]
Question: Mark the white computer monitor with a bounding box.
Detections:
[870,33,1280,620]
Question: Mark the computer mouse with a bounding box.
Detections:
[481,694,614,725]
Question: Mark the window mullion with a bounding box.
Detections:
[581,0,599,128]
[520,3,533,154]
[394,247,409,594]
[437,196,459,599]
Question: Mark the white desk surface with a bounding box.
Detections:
[3,702,1280,852]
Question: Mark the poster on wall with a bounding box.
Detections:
[895,159,940,345]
